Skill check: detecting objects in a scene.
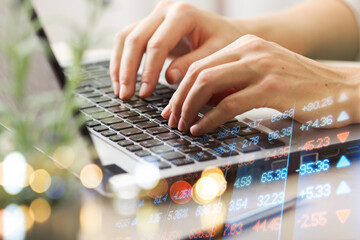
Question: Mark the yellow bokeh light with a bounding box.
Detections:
[20,205,34,231]
[201,166,224,179]
[207,173,227,196]
[0,162,3,186]
[24,164,34,188]
[80,164,103,189]
[80,201,102,234]
[29,169,51,193]
[29,198,51,223]
[195,177,219,202]
[0,209,3,238]
[52,146,75,169]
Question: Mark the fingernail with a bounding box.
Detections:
[190,124,201,136]
[139,83,149,97]
[161,105,171,118]
[169,69,182,83]
[113,82,119,96]
[120,85,128,99]
[178,118,187,131]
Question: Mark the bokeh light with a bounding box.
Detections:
[20,205,34,231]
[79,164,103,189]
[80,200,102,234]
[169,180,192,204]
[135,164,160,190]
[46,176,66,199]
[24,164,34,187]
[0,209,3,238]
[3,204,26,240]
[194,177,219,202]
[29,169,51,193]
[136,202,160,236]
[2,152,27,195]
[29,198,51,223]
[52,146,75,169]
[147,179,169,199]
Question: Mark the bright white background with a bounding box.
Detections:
[33,0,304,50]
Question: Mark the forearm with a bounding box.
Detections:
[231,0,359,60]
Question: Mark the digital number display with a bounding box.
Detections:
[296,159,330,176]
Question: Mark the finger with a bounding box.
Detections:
[139,8,196,98]
[190,87,264,135]
[119,14,166,99]
[178,61,252,131]
[110,22,138,96]
[165,42,216,84]
[169,47,239,128]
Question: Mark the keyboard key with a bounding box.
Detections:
[128,100,148,108]
[162,152,185,161]
[162,93,173,99]
[238,128,260,137]
[101,130,117,137]
[257,140,285,149]
[143,156,161,162]
[82,107,103,114]
[167,139,190,147]
[82,92,102,98]
[154,116,168,124]
[150,145,173,154]
[127,116,148,124]
[224,121,248,129]
[77,87,94,94]
[137,105,156,113]
[109,135,125,142]
[91,112,113,120]
[140,139,163,148]
[93,125,108,132]
[214,150,239,158]
[157,132,179,141]
[99,101,119,108]
[117,110,139,118]
[91,96,111,103]
[155,88,175,95]
[119,127,143,136]
[108,105,129,113]
[145,110,162,118]
[146,126,169,135]
[86,121,100,127]
[188,151,216,162]
[237,144,261,153]
[153,102,168,108]
[143,95,163,102]
[79,101,95,109]
[135,150,151,157]
[123,96,139,104]
[101,117,123,125]
[172,158,194,166]
[155,84,167,90]
[245,133,268,141]
[126,145,142,152]
[117,140,133,147]
[151,161,171,169]
[137,121,159,129]
[130,133,153,142]
[178,144,202,154]
[110,122,132,130]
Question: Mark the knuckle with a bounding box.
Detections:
[147,39,164,52]
[245,36,266,51]
[171,2,194,15]
[258,74,280,92]
[187,61,202,77]
[219,98,237,113]
[196,69,212,86]
[250,54,273,70]
[124,34,142,47]
[119,69,133,85]
[155,0,172,10]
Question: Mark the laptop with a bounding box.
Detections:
[1,1,360,240]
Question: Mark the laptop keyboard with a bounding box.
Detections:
[74,61,284,170]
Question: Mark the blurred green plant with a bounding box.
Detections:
[0,0,109,206]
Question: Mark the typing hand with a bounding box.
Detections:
[161,35,360,135]
[110,0,243,99]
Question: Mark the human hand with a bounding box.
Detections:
[110,0,243,99]
[161,35,360,135]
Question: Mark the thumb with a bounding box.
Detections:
[165,43,214,84]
